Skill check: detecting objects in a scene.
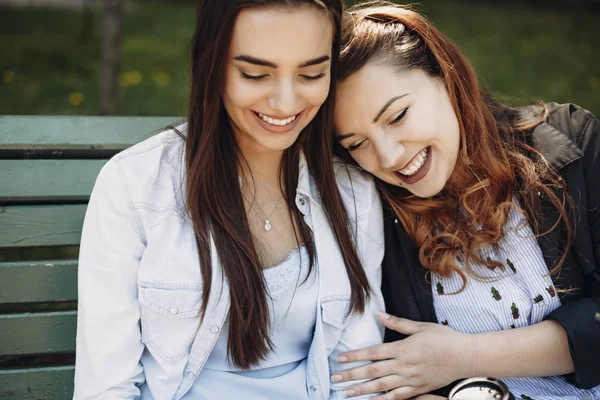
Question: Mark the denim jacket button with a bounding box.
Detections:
[296,196,309,215]
[186,371,195,379]
[169,307,179,315]
[210,325,219,334]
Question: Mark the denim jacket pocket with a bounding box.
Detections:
[139,282,203,362]
[320,296,351,355]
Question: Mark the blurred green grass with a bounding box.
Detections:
[0,0,598,116]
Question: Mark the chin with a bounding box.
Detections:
[257,133,301,152]
[411,190,440,199]
[411,184,445,198]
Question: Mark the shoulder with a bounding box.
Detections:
[526,103,598,170]
[95,123,187,211]
[333,157,379,219]
[543,102,597,147]
[111,123,186,165]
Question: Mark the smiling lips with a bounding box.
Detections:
[251,110,304,134]
[256,112,297,126]
[394,146,432,185]
[398,147,429,176]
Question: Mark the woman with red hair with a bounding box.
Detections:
[332,2,600,399]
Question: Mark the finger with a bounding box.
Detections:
[343,374,403,398]
[338,342,396,363]
[377,312,429,335]
[332,359,398,383]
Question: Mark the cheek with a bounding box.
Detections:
[440,114,461,161]
[351,150,380,175]
[305,77,331,107]
[224,77,264,110]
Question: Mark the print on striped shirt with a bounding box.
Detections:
[511,303,520,319]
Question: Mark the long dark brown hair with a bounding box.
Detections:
[335,2,571,290]
[181,0,371,369]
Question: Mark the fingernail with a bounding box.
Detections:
[378,311,391,319]
[332,374,342,382]
[337,355,348,362]
[344,389,355,398]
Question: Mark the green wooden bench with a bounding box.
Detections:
[0,116,181,399]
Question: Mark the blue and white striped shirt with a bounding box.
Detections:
[432,204,600,400]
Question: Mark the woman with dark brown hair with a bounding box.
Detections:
[73,1,386,398]
[331,2,600,399]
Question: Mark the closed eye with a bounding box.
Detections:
[241,72,268,80]
[390,108,409,126]
[348,139,367,152]
[301,73,326,81]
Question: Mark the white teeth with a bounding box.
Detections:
[398,148,429,176]
[257,112,297,126]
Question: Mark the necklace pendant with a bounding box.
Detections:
[264,220,272,231]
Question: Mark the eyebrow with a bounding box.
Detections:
[373,94,409,123]
[299,55,330,68]
[233,55,330,69]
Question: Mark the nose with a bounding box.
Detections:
[268,78,297,116]
[373,134,405,170]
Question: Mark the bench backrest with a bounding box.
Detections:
[0,116,181,399]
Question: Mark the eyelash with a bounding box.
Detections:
[241,72,267,80]
[348,141,365,152]
[302,73,325,81]
[241,72,326,81]
[390,108,409,125]
[347,108,409,152]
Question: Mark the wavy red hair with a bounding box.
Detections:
[336,2,572,291]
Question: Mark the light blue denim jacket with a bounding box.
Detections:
[74,126,385,400]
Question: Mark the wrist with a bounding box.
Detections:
[462,332,480,378]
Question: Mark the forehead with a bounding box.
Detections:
[337,62,403,106]
[229,5,334,64]
[335,63,428,118]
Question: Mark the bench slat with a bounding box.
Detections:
[0,260,78,304]
[0,366,74,399]
[0,311,77,355]
[0,205,86,248]
[0,160,106,203]
[0,115,181,151]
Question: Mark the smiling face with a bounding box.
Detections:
[335,61,461,198]
[223,5,333,157]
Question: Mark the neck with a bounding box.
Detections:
[242,152,283,185]
[238,144,285,189]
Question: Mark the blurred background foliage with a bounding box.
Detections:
[0,0,598,116]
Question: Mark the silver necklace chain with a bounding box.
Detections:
[240,177,283,231]
[261,195,282,231]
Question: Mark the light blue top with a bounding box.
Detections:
[432,204,600,400]
[186,246,318,399]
